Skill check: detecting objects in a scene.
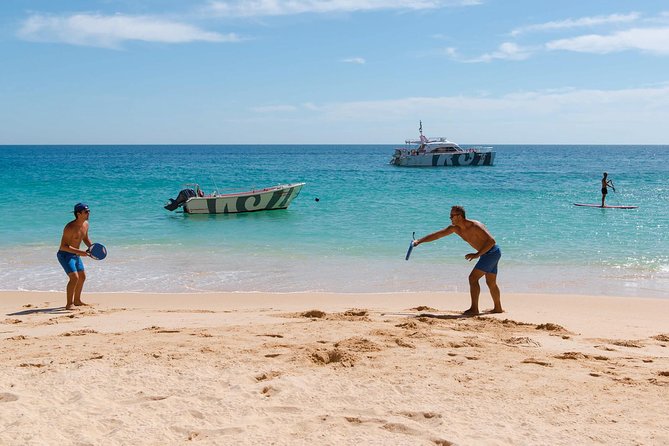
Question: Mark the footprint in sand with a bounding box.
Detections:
[409,306,439,312]
[261,386,279,397]
[2,318,22,324]
[19,361,50,368]
[382,422,424,436]
[301,310,326,318]
[651,334,669,343]
[343,309,368,317]
[522,357,552,367]
[396,411,443,426]
[65,391,83,404]
[144,326,178,333]
[395,338,415,349]
[189,410,205,419]
[310,348,356,367]
[122,392,169,404]
[536,323,568,332]
[172,426,245,440]
[0,393,18,403]
[554,352,609,361]
[61,329,97,337]
[504,337,541,347]
[255,371,282,382]
[595,345,617,352]
[334,337,382,353]
[344,415,451,445]
[610,339,645,348]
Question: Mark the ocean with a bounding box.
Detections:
[1,145,668,298]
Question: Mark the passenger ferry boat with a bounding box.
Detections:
[390,122,495,167]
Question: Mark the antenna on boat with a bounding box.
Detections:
[418,120,428,144]
[210,175,220,195]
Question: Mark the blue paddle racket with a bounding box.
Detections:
[405,232,416,260]
[87,243,107,260]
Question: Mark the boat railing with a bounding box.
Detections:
[182,183,304,198]
[464,146,494,153]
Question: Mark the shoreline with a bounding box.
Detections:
[2,261,668,299]
[2,290,668,444]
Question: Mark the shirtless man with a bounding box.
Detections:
[57,203,93,310]
[413,206,502,315]
[601,172,615,207]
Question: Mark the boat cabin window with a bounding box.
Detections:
[429,146,459,153]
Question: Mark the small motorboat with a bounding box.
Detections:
[165,182,305,214]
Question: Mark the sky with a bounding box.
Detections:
[1,0,669,144]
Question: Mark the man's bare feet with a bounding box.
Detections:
[73,301,89,306]
[65,304,74,310]
[463,308,480,316]
[489,307,504,314]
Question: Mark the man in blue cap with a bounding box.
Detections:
[57,203,93,309]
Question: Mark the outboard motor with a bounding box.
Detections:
[164,188,196,211]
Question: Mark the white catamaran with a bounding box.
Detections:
[390,122,495,167]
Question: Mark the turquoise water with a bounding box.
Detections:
[1,145,668,297]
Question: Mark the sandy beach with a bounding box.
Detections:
[1,290,667,445]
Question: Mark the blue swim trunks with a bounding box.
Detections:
[57,250,85,274]
[474,245,501,274]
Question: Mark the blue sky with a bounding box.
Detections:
[2,0,669,144]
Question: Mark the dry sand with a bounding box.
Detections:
[1,291,668,445]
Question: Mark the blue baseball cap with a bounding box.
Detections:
[74,203,90,213]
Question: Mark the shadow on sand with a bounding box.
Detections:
[416,310,502,320]
[416,312,474,320]
[7,307,71,316]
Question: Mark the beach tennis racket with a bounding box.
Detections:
[405,232,416,260]
[87,243,107,260]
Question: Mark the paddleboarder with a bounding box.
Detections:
[413,206,502,315]
[601,172,615,207]
[57,203,93,310]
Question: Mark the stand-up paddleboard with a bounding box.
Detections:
[405,232,416,260]
[87,243,108,260]
[574,203,638,209]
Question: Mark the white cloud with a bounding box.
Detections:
[17,13,240,48]
[459,42,532,63]
[341,57,366,64]
[205,0,481,17]
[283,84,669,143]
[511,12,640,36]
[259,84,669,119]
[546,27,669,54]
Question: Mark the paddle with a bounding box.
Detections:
[405,232,416,260]
[87,243,108,260]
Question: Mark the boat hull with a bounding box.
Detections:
[391,151,495,167]
[183,183,305,214]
